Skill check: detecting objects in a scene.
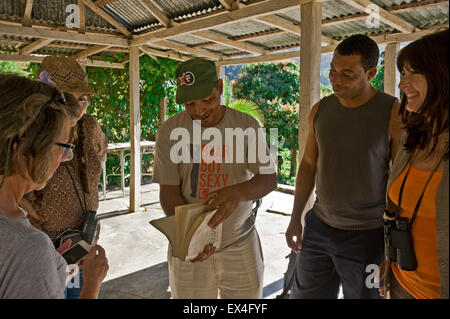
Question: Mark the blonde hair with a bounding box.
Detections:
[0,74,80,185]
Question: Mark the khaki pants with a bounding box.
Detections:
[168,228,264,299]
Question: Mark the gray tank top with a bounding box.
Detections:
[312,91,395,230]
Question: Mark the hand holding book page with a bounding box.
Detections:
[149,203,222,261]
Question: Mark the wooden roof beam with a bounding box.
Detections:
[341,0,417,33]
[140,46,189,62]
[95,0,118,6]
[230,1,336,45]
[323,0,448,27]
[21,0,34,27]
[152,40,225,60]
[131,0,315,46]
[78,0,86,33]
[256,14,337,45]
[0,23,129,47]
[137,0,177,28]
[19,38,53,55]
[191,31,267,55]
[0,53,125,69]
[81,0,132,37]
[74,44,111,60]
[216,25,448,66]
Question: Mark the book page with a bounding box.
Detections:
[185,212,222,261]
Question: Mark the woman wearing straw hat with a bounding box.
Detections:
[20,56,108,299]
[0,74,108,298]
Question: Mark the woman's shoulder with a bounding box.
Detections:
[79,114,101,132]
[0,218,56,262]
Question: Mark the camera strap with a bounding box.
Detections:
[397,151,446,229]
[63,162,88,215]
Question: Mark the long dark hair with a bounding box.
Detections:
[397,29,449,159]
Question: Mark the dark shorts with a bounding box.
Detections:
[290,209,384,299]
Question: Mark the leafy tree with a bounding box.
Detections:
[27,55,180,186]
[1,60,30,76]
[371,51,385,91]
[232,62,332,182]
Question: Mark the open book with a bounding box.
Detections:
[149,203,222,261]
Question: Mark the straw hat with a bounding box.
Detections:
[37,56,94,94]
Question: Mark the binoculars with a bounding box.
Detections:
[384,215,417,271]
[81,210,99,245]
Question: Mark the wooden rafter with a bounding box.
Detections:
[81,0,132,37]
[218,0,238,11]
[323,0,448,27]
[152,40,224,60]
[216,25,448,66]
[19,38,53,55]
[131,0,312,46]
[0,53,125,69]
[140,46,189,61]
[21,0,34,27]
[256,14,336,45]
[0,23,129,47]
[191,31,267,55]
[137,0,173,28]
[78,0,86,33]
[388,0,448,14]
[341,0,417,33]
[95,0,117,6]
[74,45,111,60]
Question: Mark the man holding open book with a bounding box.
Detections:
[152,58,277,299]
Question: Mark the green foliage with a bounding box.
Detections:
[371,51,385,91]
[228,99,264,126]
[26,55,180,186]
[232,62,300,108]
[223,75,232,107]
[0,60,30,76]
[231,62,333,182]
[86,55,180,185]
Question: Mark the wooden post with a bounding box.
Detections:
[384,42,400,98]
[216,63,225,105]
[159,97,168,123]
[298,1,322,217]
[129,46,141,212]
[78,0,86,33]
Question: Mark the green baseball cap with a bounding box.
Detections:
[175,58,218,104]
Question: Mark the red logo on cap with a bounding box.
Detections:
[179,72,195,86]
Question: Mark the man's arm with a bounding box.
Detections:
[159,184,187,216]
[285,102,320,253]
[389,100,403,162]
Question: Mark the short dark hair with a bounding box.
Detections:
[335,34,380,71]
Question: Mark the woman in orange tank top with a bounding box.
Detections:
[382,29,449,299]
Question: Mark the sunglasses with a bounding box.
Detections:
[55,142,75,162]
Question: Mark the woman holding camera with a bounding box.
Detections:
[20,56,108,299]
[384,29,449,299]
[0,74,108,298]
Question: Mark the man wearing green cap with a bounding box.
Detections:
[153,58,277,298]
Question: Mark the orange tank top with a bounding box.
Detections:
[388,163,443,299]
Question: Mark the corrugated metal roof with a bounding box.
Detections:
[211,20,276,38]
[397,5,450,28]
[0,0,448,63]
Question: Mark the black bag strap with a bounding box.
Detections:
[397,151,446,229]
[64,162,87,215]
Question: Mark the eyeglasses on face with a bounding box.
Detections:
[55,142,75,161]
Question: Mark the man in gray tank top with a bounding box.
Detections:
[285,34,402,299]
